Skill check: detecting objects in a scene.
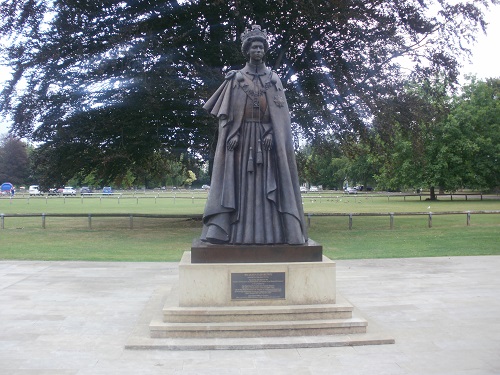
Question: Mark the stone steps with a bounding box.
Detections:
[163,303,354,322]
[150,288,368,339]
[150,317,367,338]
[129,285,395,350]
[144,251,393,346]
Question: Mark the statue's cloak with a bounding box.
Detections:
[201,65,307,244]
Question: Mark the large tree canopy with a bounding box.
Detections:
[0,0,495,183]
[367,76,499,195]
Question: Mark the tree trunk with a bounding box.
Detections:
[429,186,437,200]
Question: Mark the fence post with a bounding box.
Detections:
[307,213,311,228]
[466,211,471,226]
[428,212,432,228]
[1,214,4,229]
[390,213,394,229]
[129,214,133,229]
[136,197,139,205]
[88,214,92,229]
[349,213,353,230]
[42,213,46,229]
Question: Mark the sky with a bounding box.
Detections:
[460,5,500,80]
[0,5,499,136]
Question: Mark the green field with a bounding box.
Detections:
[1,192,499,261]
[2,191,498,214]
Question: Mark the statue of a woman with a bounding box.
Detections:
[201,25,307,245]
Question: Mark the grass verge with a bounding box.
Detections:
[0,215,498,261]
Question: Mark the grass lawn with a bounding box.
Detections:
[0,217,200,262]
[1,194,499,262]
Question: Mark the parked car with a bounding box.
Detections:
[300,186,308,193]
[344,187,358,194]
[29,185,42,196]
[201,185,210,190]
[309,186,319,192]
[80,187,93,195]
[102,187,113,194]
[62,186,76,196]
[47,188,60,196]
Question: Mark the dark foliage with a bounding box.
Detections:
[0,0,494,183]
[0,135,30,185]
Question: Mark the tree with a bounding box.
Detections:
[428,77,500,192]
[345,142,378,189]
[297,138,347,189]
[0,135,30,185]
[371,123,426,192]
[369,75,452,197]
[371,77,500,196]
[0,0,494,183]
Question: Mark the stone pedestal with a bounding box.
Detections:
[178,251,336,307]
[150,249,370,339]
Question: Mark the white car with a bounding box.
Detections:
[344,187,357,194]
[300,186,308,193]
[62,186,76,196]
[29,185,41,196]
[309,186,319,192]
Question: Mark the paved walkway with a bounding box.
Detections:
[0,256,499,374]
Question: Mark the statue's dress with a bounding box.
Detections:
[201,62,307,245]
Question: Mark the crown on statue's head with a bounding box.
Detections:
[240,25,268,42]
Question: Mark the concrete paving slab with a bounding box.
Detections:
[0,257,498,374]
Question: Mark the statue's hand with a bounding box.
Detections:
[227,135,239,151]
[263,133,273,150]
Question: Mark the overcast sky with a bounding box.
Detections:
[460,5,500,80]
[1,6,499,135]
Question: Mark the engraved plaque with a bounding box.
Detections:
[231,272,285,300]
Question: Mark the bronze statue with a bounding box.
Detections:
[201,25,307,245]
